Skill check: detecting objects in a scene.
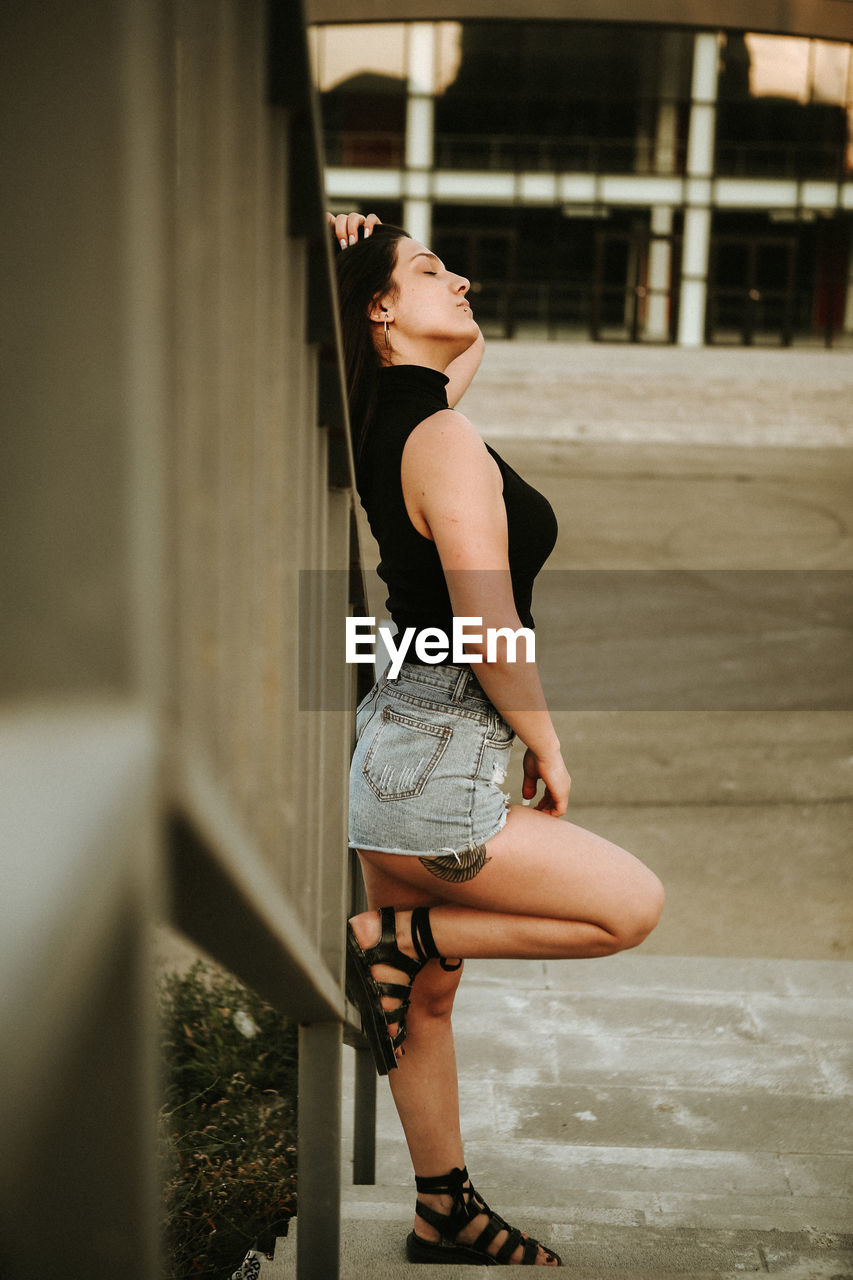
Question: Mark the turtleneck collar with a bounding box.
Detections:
[378,363,449,410]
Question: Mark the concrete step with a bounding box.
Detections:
[257,956,853,1278]
[261,1212,853,1278]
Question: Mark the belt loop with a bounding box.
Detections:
[451,667,470,702]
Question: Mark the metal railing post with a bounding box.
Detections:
[352,1046,378,1184]
[297,1021,344,1280]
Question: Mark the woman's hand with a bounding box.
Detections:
[522,746,571,817]
[326,210,381,249]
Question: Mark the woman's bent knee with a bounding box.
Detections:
[614,870,665,951]
[411,959,464,1020]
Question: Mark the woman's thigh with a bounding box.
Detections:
[357,804,664,943]
[357,849,449,914]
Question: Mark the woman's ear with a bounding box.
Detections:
[367,298,393,323]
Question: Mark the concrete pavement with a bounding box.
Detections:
[267,954,853,1277]
[460,341,853,448]
[260,343,852,1276]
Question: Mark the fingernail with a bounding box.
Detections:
[365,226,372,237]
[339,238,347,249]
[348,233,357,245]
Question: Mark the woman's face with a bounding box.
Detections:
[377,238,479,368]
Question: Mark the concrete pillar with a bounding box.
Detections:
[677,32,719,347]
[654,31,685,176]
[844,234,853,338]
[641,33,688,341]
[404,22,435,245]
[646,205,675,340]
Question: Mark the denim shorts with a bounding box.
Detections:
[348,662,515,858]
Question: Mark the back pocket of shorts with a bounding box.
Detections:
[477,710,515,783]
[363,706,452,801]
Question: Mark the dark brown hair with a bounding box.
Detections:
[333,223,410,463]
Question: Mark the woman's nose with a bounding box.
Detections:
[454,275,470,294]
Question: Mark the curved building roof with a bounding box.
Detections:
[306,0,853,41]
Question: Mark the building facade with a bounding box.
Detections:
[311,19,853,347]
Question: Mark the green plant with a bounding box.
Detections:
[159,960,298,1279]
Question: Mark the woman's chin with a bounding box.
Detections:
[458,331,480,357]
[448,322,479,357]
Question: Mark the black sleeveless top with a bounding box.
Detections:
[356,364,557,660]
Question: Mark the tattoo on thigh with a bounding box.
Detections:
[419,843,491,883]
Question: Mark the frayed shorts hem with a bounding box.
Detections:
[348,806,508,860]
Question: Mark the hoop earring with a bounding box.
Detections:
[383,317,391,350]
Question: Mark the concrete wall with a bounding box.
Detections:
[168,0,355,983]
[1,2,361,1276]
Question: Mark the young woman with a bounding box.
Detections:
[330,211,665,1268]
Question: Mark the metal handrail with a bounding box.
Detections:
[716,138,848,181]
[323,127,850,182]
[324,128,688,174]
[435,131,687,174]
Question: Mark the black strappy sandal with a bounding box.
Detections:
[406,1166,563,1266]
[346,905,461,1076]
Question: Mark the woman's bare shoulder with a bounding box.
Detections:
[403,408,492,470]
[401,411,502,532]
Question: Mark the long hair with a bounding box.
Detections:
[334,223,410,464]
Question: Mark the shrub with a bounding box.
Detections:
[159,960,298,1279]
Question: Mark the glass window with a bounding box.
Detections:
[717,34,853,180]
[433,22,691,174]
[743,34,851,107]
[311,24,407,167]
[311,22,464,167]
[310,24,407,91]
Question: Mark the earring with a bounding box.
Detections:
[383,317,391,350]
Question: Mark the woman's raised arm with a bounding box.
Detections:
[444,328,485,407]
[402,410,571,816]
